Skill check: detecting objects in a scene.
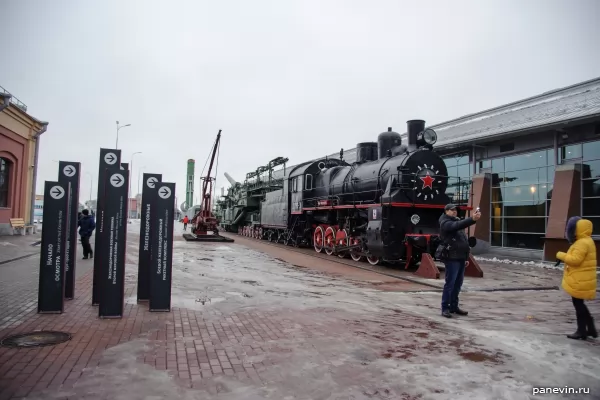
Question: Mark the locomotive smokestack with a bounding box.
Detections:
[407,120,425,150]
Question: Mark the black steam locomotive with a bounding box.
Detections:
[231,119,471,267]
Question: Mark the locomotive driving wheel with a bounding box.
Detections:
[313,226,325,253]
[366,255,380,265]
[324,227,336,256]
[267,230,273,242]
[336,229,349,258]
[350,237,364,262]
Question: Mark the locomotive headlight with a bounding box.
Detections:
[423,128,437,145]
[417,128,437,146]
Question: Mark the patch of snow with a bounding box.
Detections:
[474,256,564,270]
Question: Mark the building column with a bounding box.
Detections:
[543,163,581,262]
[467,172,491,253]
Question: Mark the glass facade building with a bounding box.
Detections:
[442,153,472,207]
[441,138,600,251]
[561,138,600,237]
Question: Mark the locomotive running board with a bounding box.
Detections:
[182,233,235,243]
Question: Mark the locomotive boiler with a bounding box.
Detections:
[225,119,473,269]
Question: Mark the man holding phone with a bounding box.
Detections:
[438,204,481,318]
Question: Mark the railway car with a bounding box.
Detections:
[220,119,474,268]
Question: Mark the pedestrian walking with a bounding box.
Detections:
[183,215,189,231]
[556,216,597,340]
[78,209,96,259]
[437,204,481,318]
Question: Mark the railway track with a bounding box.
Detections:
[220,232,559,293]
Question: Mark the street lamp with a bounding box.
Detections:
[129,152,142,219]
[85,172,93,207]
[115,121,131,149]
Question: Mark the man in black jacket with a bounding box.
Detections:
[438,204,480,318]
[78,209,96,259]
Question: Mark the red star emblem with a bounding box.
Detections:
[420,172,435,190]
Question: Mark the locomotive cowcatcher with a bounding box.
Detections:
[235,119,475,272]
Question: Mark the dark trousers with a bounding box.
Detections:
[81,235,93,258]
[184,223,187,231]
[572,297,594,333]
[441,259,466,311]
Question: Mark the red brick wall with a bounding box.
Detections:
[0,125,29,224]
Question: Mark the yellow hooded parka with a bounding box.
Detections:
[556,218,597,300]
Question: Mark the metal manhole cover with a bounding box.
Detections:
[1,331,71,348]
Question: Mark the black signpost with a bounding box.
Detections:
[93,149,121,305]
[137,173,162,302]
[149,182,175,312]
[58,161,81,300]
[38,181,70,313]
[98,168,129,318]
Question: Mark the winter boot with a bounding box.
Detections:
[451,307,468,316]
[567,331,587,340]
[588,317,598,339]
[442,310,452,318]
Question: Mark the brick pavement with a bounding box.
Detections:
[1,227,599,399]
[0,258,337,399]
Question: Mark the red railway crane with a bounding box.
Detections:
[189,129,232,242]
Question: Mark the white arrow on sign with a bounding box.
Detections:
[63,165,76,177]
[147,177,158,188]
[110,173,125,188]
[158,186,172,199]
[104,152,117,165]
[50,185,65,200]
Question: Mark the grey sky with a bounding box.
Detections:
[1,0,599,208]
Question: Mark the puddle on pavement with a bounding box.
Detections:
[241,280,261,286]
[225,291,252,298]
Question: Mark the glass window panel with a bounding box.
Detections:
[582,159,600,180]
[582,139,600,161]
[503,233,545,250]
[541,184,552,200]
[491,202,503,218]
[491,173,503,187]
[490,217,503,232]
[498,185,548,204]
[491,188,503,203]
[547,149,555,166]
[582,180,600,197]
[547,167,555,184]
[560,144,582,162]
[586,217,600,236]
[582,197,600,217]
[457,163,471,179]
[491,232,502,246]
[504,150,548,172]
[491,158,504,172]
[502,168,542,187]
[456,155,469,165]
[503,201,547,217]
[446,166,457,179]
[477,160,491,173]
[502,217,547,233]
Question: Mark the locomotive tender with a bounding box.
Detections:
[217,119,472,267]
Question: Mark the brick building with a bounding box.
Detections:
[0,86,48,235]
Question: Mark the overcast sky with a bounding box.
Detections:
[1,0,600,209]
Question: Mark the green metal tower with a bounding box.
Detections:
[186,159,195,209]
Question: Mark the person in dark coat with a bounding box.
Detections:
[438,204,480,318]
[77,209,96,259]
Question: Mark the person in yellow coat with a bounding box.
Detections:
[556,216,597,340]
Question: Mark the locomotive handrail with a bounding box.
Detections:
[300,172,472,208]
